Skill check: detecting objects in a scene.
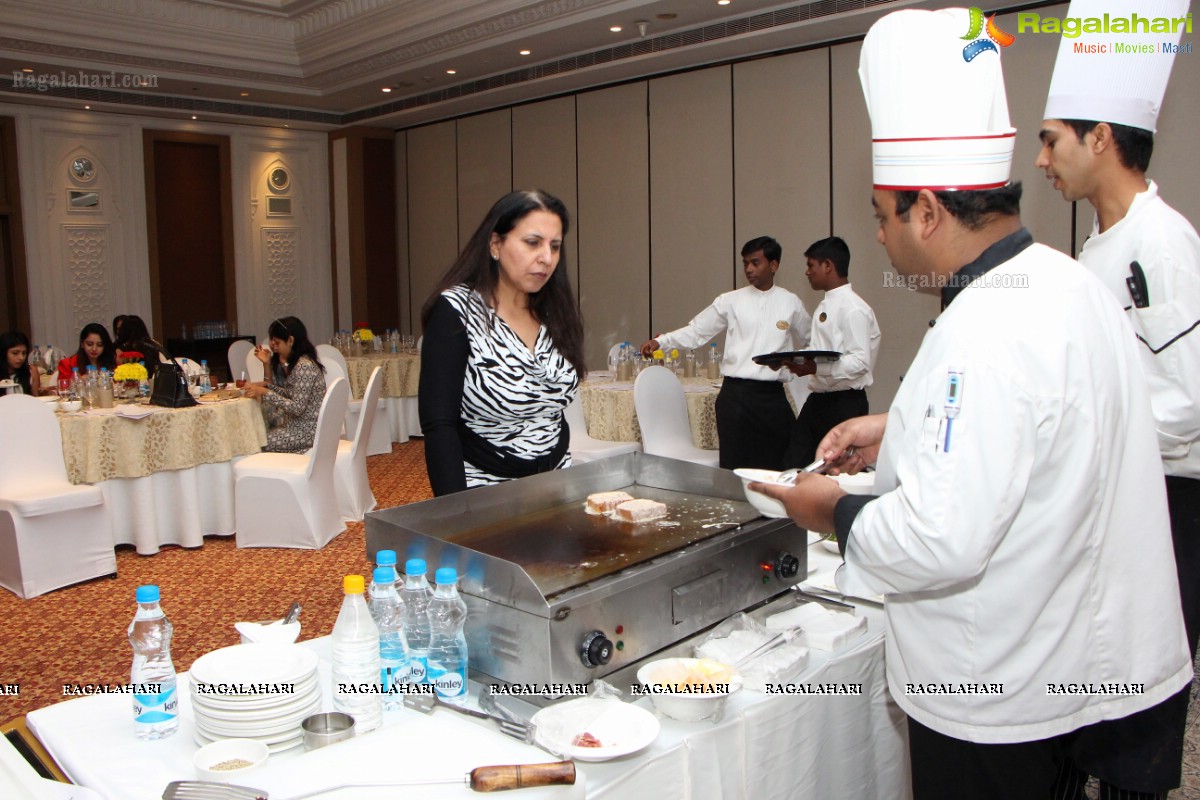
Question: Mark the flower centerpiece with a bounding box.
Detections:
[353,324,374,342]
[113,360,149,398]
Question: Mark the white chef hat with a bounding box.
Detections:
[859,8,1015,191]
[1043,0,1188,132]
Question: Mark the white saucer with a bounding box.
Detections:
[531,699,660,762]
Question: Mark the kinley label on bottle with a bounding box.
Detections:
[408,658,427,683]
[431,669,465,699]
[133,683,178,723]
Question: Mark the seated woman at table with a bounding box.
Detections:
[242,316,326,453]
[1,330,41,396]
[113,314,157,378]
[57,322,117,383]
[419,189,584,496]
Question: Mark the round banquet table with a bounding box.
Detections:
[580,373,721,450]
[57,398,268,554]
[343,351,421,443]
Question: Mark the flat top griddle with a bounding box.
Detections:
[442,485,762,598]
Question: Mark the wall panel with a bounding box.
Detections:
[513,96,578,299]
[733,49,829,309]
[576,82,649,371]
[456,109,511,248]
[407,121,459,322]
[649,67,733,342]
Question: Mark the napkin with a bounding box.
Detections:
[234,620,301,645]
[767,603,866,652]
[695,629,809,693]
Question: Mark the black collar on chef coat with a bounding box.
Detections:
[940,227,1034,311]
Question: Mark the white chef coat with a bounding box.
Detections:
[808,283,880,393]
[1078,181,1200,479]
[656,284,811,382]
[837,239,1190,744]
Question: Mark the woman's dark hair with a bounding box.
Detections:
[420,189,586,377]
[115,314,150,351]
[112,315,128,342]
[0,330,32,392]
[74,322,117,371]
[268,316,324,378]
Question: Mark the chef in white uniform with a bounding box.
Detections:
[1035,1,1200,795]
[752,9,1190,800]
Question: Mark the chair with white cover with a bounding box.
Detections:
[633,366,720,468]
[565,395,640,464]
[334,366,383,520]
[233,378,349,549]
[244,350,265,383]
[0,394,117,598]
[317,344,392,456]
[226,339,254,384]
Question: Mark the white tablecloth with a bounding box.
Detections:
[27,541,908,800]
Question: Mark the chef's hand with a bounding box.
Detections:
[639,339,660,358]
[750,473,844,534]
[818,413,887,474]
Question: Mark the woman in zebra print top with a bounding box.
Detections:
[420,190,586,496]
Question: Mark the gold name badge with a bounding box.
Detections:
[776,320,788,330]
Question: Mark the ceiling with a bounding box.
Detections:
[0,0,1012,130]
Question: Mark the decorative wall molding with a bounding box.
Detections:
[64,225,110,328]
[262,227,299,314]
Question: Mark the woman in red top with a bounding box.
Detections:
[57,323,118,383]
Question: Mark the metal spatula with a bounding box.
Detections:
[163,761,576,798]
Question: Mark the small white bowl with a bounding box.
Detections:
[732,468,791,518]
[636,657,742,722]
[193,738,269,783]
[832,472,875,496]
[58,399,83,413]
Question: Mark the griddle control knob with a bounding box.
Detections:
[774,551,801,581]
[580,630,613,668]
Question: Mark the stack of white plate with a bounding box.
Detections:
[189,643,321,752]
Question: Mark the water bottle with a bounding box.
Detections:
[400,559,433,685]
[368,567,409,711]
[684,349,697,378]
[331,575,382,732]
[707,343,721,379]
[198,360,212,394]
[128,585,179,740]
[98,368,114,408]
[70,367,83,401]
[30,345,41,372]
[369,550,397,599]
[426,567,469,705]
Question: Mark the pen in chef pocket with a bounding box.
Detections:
[942,364,964,452]
[1126,260,1149,308]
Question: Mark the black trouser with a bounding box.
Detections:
[1062,476,1200,796]
[713,378,793,470]
[909,716,1173,800]
[783,388,869,468]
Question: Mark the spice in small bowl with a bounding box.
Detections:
[193,738,269,783]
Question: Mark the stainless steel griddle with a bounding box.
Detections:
[365,453,807,689]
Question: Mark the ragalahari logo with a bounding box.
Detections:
[961,7,1015,62]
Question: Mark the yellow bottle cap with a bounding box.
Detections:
[343,574,365,593]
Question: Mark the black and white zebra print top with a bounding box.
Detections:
[419,284,579,495]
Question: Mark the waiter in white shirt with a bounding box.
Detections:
[782,236,880,467]
[641,236,810,470]
[1036,1,1200,795]
[752,9,1189,799]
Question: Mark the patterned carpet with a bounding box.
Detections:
[0,439,1197,797]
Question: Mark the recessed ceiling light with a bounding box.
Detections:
[718,0,731,5]
[519,49,531,56]
[191,115,197,120]
[609,25,622,32]
[240,91,249,97]
[381,87,392,93]
[84,105,90,110]
[21,68,33,73]
[446,69,457,75]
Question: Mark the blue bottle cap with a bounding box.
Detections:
[434,567,458,585]
[136,585,160,603]
[405,558,427,575]
[373,566,396,584]
[376,549,397,567]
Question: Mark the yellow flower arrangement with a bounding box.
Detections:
[652,349,665,361]
[113,363,148,382]
[354,327,374,342]
[670,348,680,360]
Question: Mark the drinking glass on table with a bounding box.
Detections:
[235,371,248,389]
[58,377,71,398]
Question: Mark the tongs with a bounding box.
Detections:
[403,692,537,747]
